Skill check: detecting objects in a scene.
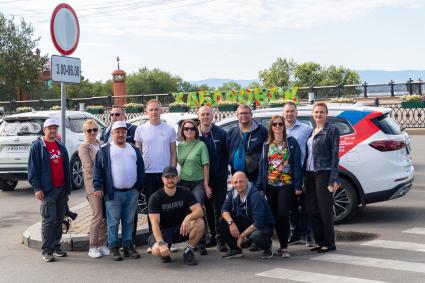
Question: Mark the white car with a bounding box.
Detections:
[0,111,106,191]
[217,104,414,223]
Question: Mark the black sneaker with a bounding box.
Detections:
[249,243,260,252]
[198,246,208,256]
[206,238,217,248]
[111,247,123,261]
[218,243,228,253]
[288,234,302,245]
[183,249,198,265]
[161,256,171,263]
[53,249,67,257]
[42,254,55,262]
[222,249,244,259]
[123,246,141,259]
[261,249,273,259]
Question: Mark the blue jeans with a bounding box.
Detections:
[105,190,139,249]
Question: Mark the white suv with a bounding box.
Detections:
[0,111,106,191]
[216,104,414,223]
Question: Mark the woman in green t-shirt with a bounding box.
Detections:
[177,119,211,255]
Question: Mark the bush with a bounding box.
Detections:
[16,106,34,113]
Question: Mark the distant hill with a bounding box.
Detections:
[190,70,425,88]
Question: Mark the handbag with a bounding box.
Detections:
[240,132,261,175]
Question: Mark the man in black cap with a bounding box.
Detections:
[148,166,205,265]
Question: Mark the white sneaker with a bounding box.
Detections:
[88,248,102,258]
[146,246,152,253]
[98,246,110,256]
[170,244,178,253]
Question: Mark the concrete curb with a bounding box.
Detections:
[22,202,150,252]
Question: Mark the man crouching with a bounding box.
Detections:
[148,166,205,265]
[221,171,275,259]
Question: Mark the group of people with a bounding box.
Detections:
[28,99,340,265]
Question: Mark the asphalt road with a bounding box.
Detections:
[0,135,424,283]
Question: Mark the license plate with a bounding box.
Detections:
[6,145,30,153]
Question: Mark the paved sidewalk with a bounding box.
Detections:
[22,201,149,251]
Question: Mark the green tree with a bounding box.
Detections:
[258,57,296,88]
[0,13,48,101]
[218,81,241,91]
[294,62,324,87]
[126,67,182,95]
[321,65,360,86]
[248,81,262,89]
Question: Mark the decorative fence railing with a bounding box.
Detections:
[0,103,423,128]
[80,103,425,129]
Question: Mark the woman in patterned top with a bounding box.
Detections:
[256,115,303,258]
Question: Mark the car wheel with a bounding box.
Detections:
[70,155,83,190]
[0,180,18,191]
[333,178,358,224]
[137,193,147,214]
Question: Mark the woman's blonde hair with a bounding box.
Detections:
[82,119,99,142]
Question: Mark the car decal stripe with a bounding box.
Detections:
[337,111,371,126]
[339,112,382,158]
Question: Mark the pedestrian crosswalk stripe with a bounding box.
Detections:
[361,240,425,252]
[256,268,388,283]
[403,227,425,235]
[312,254,425,274]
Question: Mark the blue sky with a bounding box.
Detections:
[2,0,424,82]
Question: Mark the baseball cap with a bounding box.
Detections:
[162,166,178,177]
[111,121,128,131]
[43,118,60,128]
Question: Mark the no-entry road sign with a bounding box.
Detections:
[50,3,80,55]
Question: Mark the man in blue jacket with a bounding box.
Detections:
[220,171,275,259]
[198,106,229,252]
[93,121,145,261]
[100,106,136,144]
[28,118,71,262]
[226,104,268,183]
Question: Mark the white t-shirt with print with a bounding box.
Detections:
[134,122,177,173]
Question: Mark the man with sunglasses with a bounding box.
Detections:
[283,102,314,247]
[100,106,136,144]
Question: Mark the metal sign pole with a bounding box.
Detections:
[61,82,66,146]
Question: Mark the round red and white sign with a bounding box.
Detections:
[50,3,80,56]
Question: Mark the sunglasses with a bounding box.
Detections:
[272,122,284,127]
[183,127,196,132]
[86,128,98,133]
[110,113,121,117]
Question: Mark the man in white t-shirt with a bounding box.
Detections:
[135,99,177,239]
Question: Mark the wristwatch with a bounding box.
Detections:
[157,240,166,246]
[227,220,233,226]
